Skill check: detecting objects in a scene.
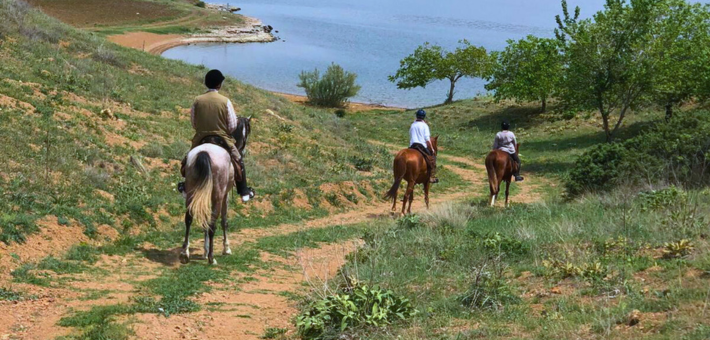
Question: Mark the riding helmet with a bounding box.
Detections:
[501,121,510,130]
[205,69,225,89]
[416,109,426,119]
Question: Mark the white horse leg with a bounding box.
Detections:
[490,194,496,207]
[203,230,209,260]
[221,196,231,255]
[180,212,192,264]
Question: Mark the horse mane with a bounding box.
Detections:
[232,117,251,153]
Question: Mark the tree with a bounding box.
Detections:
[649,0,710,120]
[485,36,562,112]
[389,40,491,104]
[297,63,361,108]
[556,0,661,142]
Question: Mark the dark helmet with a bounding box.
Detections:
[501,121,510,130]
[416,109,426,119]
[205,69,225,89]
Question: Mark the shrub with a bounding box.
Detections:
[662,239,694,259]
[566,111,710,196]
[194,1,206,8]
[397,214,423,229]
[297,63,361,108]
[334,109,346,118]
[350,156,373,172]
[295,281,416,339]
[566,142,627,196]
[459,259,520,310]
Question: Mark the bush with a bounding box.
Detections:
[566,111,710,196]
[566,142,627,196]
[296,281,416,339]
[194,1,206,8]
[334,109,346,118]
[297,63,361,108]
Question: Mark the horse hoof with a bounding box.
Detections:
[209,258,217,265]
[179,253,190,264]
[223,248,232,255]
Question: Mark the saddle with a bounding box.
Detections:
[199,135,229,149]
[180,135,242,181]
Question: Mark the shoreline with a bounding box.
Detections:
[108,15,275,55]
[273,91,406,112]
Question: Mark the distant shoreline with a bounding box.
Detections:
[273,91,406,111]
[108,15,275,55]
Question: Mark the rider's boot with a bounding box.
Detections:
[428,156,439,183]
[514,170,524,182]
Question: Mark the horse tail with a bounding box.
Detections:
[384,155,406,200]
[485,153,499,196]
[188,151,214,230]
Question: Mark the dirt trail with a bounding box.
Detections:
[0,144,546,339]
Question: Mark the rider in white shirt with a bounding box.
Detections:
[492,121,524,182]
[409,109,438,183]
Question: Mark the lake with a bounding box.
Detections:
[162,0,608,108]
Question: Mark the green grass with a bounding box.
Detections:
[315,188,710,339]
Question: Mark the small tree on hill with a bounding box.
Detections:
[298,63,361,108]
[555,0,663,142]
[485,35,562,112]
[389,40,492,104]
[649,0,710,120]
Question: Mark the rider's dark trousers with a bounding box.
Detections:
[508,152,521,176]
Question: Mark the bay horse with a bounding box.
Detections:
[485,143,520,207]
[384,136,438,215]
[180,117,251,265]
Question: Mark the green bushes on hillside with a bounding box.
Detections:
[566,111,710,196]
[298,63,361,108]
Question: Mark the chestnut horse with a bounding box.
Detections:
[384,136,438,215]
[485,143,520,207]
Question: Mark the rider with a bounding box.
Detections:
[409,109,438,183]
[179,69,252,202]
[493,121,524,182]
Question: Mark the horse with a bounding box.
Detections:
[485,143,520,208]
[180,117,251,265]
[384,136,438,215]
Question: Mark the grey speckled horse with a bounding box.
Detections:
[180,117,251,265]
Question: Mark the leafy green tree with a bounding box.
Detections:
[556,0,661,142]
[297,63,361,108]
[485,36,562,112]
[389,40,491,104]
[649,0,710,119]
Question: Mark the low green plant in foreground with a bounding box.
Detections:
[296,280,417,339]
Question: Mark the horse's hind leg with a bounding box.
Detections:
[401,181,415,216]
[221,195,231,255]
[505,180,511,208]
[423,182,430,209]
[407,185,415,214]
[207,201,221,265]
[180,211,192,264]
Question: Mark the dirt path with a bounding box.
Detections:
[0,146,546,339]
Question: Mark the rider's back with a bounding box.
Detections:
[192,91,233,148]
[493,131,516,154]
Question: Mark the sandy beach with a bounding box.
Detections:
[108,16,275,55]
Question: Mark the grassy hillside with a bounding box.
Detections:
[0,0,404,247]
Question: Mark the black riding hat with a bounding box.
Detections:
[416,109,426,119]
[205,69,225,89]
[501,121,510,130]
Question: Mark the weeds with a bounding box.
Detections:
[296,279,416,339]
[662,239,694,259]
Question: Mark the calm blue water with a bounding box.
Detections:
[163,1,608,108]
